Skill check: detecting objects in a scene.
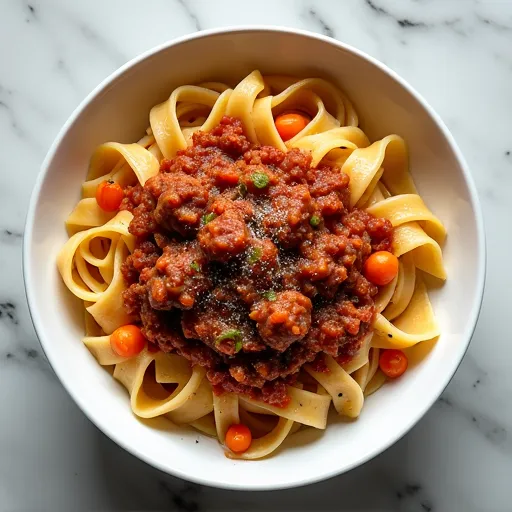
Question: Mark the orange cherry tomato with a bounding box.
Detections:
[274,112,310,142]
[110,325,146,357]
[363,251,399,286]
[225,423,252,453]
[96,180,124,212]
[379,349,408,378]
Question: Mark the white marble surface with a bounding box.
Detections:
[1,0,511,510]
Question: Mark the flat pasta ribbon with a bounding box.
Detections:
[227,417,294,460]
[383,252,416,321]
[225,70,265,143]
[83,335,130,365]
[114,350,213,420]
[374,271,399,314]
[290,127,370,167]
[366,194,446,244]
[305,356,364,418]
[364,370,387,397]
[57,211,135,303]
[190,413,217,437]
[352,348,380,393]
[239,386,331,429]
[342,135,416,207]
[55,69,449,460]
[372,273,440,349]
[392,222,446,280]
[82,141,160,197]
[150,85,232,158]
[213,392,240,441]
[86,237,133,333]
[238,408,280,438]
[254,89,340,151]
[66,198,116,236]
[340,332,373,374]
[263,75,358,126]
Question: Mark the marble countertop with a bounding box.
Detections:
[1,0,511,510]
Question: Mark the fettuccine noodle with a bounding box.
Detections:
[57,71,446,460]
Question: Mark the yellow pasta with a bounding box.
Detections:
[56,70,447,460]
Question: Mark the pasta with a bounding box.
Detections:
[57,71,446,459]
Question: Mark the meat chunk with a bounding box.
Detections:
[148,240,210,310]
[192,116,251,156]
[120,116,394,408]
[306,293,375,357]
[276,147,312,184]
[297,232,351,299]
[121,184,158,238]
[249,291,312,352]
[147,172,208,237]
[244,237,278,278]
[198,208,250,262]
[121,240,160,285]
[263,184,315,248]
[182,304,265,357]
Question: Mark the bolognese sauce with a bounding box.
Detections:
[121,116,392,408]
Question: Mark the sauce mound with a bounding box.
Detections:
[121,117,392,407]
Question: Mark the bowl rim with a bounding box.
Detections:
[23,25,486,490]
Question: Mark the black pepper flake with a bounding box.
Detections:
[388,333,393,338]
[195,440,199,444]
[299,403,303,407]
[338,393,343,397]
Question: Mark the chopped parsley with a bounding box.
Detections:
[201,212,217,225]
[310,215,321,228]
[215,330,243,353]
[262,290,277,301]
[190,261,201,272]
[239,182,248,197]
[247,246,262,264]
[251,172,270,189]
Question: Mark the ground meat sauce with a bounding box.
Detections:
[121,116,393,407]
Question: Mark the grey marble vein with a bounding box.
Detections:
[176,0,202,32]
[0,301,18,325]
[436,393,511,454]
[476,14,512,33]
[0,228,23,243]
[364,0,428,28]
[305,8,335,38]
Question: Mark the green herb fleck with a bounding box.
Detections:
[201,212,217,225]
[310,215,321,228]
[262,290,277,301]
[251,172,270,189]
[190,261,201,272]
[234,339,243,353]
[239,182,248,197]
[215,329,243,348]
[248,246,262,264]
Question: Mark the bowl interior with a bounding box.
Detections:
[25,28,484,490]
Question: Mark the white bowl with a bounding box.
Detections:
[23,27,485,490]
